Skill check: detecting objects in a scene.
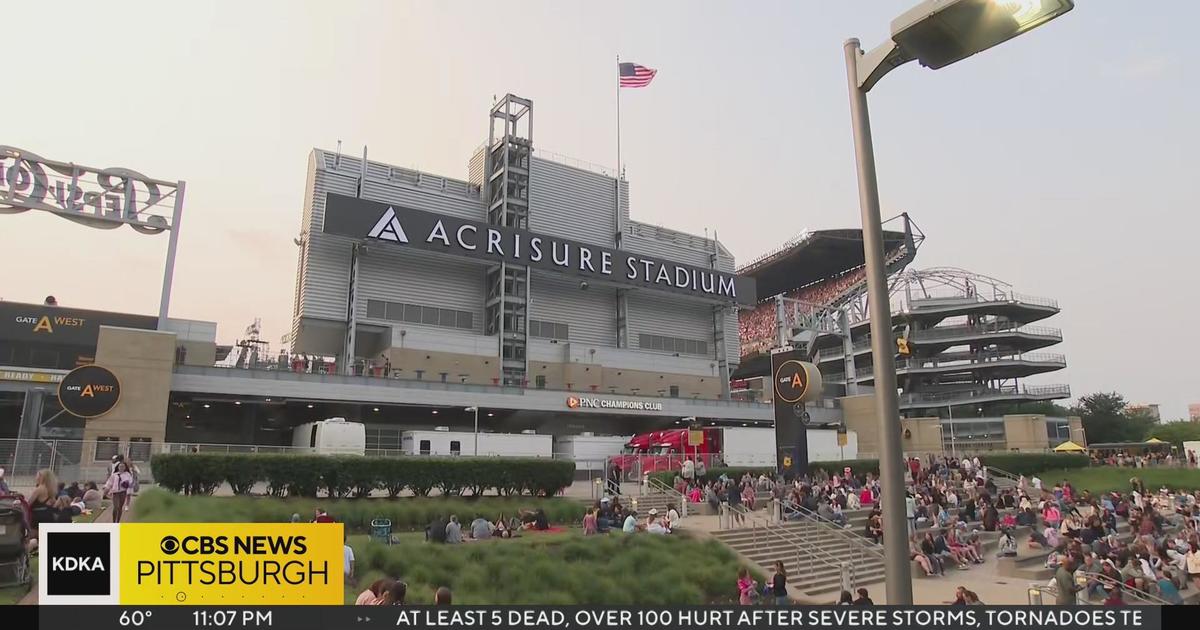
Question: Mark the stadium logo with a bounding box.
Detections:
[41,527,117,602]
[58,365,121,419]
[566,396,580,408]
[14,313,86,334]
[366,207,409,243]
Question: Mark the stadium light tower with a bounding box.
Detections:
[843,0,1074,604]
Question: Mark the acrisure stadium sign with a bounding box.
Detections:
[322,193,757,305]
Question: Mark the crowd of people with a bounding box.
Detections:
[1089,449,1196,469]
[737,268,867,356]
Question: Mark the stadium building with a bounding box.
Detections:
[733,223,1081,456]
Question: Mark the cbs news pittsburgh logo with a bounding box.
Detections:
[40,523,343,605]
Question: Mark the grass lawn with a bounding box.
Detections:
[1044,467,1200,494]
[132,488,586,532]
[345,531,748,605]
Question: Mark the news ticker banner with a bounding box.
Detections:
[37,523,344,605]
[24,606,1169,630]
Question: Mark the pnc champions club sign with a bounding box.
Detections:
[39,523,344,605]
[322,193,757,306]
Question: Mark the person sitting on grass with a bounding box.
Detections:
[313,508,335,523]
[356,578,394,605]
[434,586,452,606]
[377,580,407,606]
[623,510,640,533]
[645,509,668,534]
[519,508,549,531]
[445,515,463,544]
[468,515,494,540]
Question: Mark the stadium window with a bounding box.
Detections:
[450,440,461,456]
[556,323,569,340]
[440,309,457,327]
[457,311,473,330]
[535,375,546,389]
[529,320,541,337]
[403,303,422,323]
[419,440,431,456]
[385,301,405,322]
[669,385,680,398]
[95,437,120,462]
[366,300,386,319]
[698,341,708,355]
[128,437,152,462]
[422,306,439,325]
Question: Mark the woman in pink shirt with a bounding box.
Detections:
[736,568,757,605]
[1043,504,1061,528]
[860,486,874,506]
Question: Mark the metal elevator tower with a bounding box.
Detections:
[484,95,533,386]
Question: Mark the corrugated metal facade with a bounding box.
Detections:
[528,158,619,246]
[529,271,616,346]
[293,145,741,376]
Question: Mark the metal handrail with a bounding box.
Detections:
[723,502,857,588]
[779,498,886,562]
[1074,571,1174,606]
[984,466,1022,483]
[643,476,689,519]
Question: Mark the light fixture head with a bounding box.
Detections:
[890,0,1074,70]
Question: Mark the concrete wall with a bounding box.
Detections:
[1002,414,1049,452]
[901,417,944,457]
[1068,415,1086,446]
[82,326,176,463]
[840,394,878,457]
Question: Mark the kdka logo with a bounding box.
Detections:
[46,531,112,596]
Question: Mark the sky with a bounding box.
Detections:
[3,1,1197,419]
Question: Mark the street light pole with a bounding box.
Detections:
[465,406,479,456]
[843,37,913,605]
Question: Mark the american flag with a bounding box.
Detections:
[619,62,657,88]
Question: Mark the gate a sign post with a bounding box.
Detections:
[770,349,823,478]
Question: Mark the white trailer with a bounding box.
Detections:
[719,428,777,467]
[554,434,631,470]
[720,427,858,467]
[291,417,366,455]
[401,430,553,457]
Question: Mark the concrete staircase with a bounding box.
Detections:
[711,512,887,599]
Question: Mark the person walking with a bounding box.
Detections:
[770,560,789,606]
[1054,558,1081,605]
[103,461,134,523]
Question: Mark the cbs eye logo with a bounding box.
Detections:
[160,536,181,555]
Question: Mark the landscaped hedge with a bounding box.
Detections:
[151,453,574,498]
[132,488,586,533]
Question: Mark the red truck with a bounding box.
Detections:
[607,427,775,480]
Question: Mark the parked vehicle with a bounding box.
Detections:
[401,429,552,457]
[608,426,858,479]
[291,417,366,455]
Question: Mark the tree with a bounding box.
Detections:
[1146,421,1200,449]
[1071,392,1155,444]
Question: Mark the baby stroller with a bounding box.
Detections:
[0,494,32,588]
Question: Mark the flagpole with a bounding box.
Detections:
[615,54,622,181]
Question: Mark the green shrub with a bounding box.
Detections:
[132,488,586,532]
[343,532,754,604]
[149,453,574,498]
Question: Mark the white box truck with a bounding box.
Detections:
[291,417,366,455]
[401,429,553,457]
[554,433,631,470]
